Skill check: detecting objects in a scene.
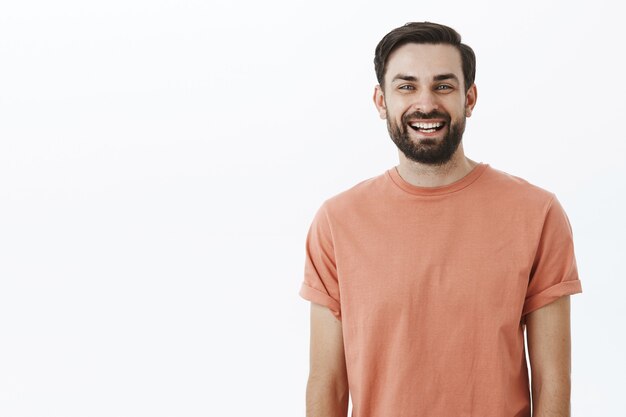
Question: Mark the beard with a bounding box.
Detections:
[387,109,466,166]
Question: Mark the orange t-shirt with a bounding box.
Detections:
[299,163,582,417]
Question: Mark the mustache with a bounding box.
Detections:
[402,110,451,124]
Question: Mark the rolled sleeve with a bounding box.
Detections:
[299,202,342,320]
[522,195,583,316]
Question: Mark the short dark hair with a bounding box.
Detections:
[374,22,476,92]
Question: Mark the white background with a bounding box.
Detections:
[0,0,623,416]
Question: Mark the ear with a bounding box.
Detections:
[464,83,477,117]
[373,85,387,120]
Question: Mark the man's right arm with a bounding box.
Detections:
[305,302,349,417]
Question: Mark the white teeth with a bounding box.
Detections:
[410,122,444,129]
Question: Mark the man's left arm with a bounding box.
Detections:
[526,295,572,417]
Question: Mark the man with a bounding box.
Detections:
[299,22,583,417]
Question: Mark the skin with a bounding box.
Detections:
[526,295,573,417]
[306,42,573,417]
[306,303,349,417]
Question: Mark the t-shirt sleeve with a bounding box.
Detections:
[299,202,342,321]
[522,195,583,316]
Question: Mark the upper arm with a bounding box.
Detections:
[526,295,572,383]
[308,302,348,385]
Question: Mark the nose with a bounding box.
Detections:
[408,89,439,114]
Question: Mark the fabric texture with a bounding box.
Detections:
[299,163,582,417]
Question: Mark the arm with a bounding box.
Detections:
[305,302,349,417]
[526,295,572,417]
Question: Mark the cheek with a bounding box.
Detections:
[449,99,468,117]
[387,104,409,122]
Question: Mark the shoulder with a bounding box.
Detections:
[320,170,389,215]
[480,165,556,210]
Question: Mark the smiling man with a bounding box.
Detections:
[299,22,582,417]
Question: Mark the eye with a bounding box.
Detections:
[398,85,415,91]
[435,84,453,91]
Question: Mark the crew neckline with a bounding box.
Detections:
[386,163,488,196]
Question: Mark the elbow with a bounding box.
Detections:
[305,374,349,417]
[531,374,571,417]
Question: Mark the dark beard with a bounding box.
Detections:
[387,110,466,166]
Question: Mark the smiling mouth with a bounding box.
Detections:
[408,121,446,133]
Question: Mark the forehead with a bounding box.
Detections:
[385,43,463,84]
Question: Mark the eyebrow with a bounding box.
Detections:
[434,73,459,83]
[391,73,460,83]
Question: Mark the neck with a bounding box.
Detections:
[395,144,478,187]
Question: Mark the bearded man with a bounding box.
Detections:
[299,21,582,417]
